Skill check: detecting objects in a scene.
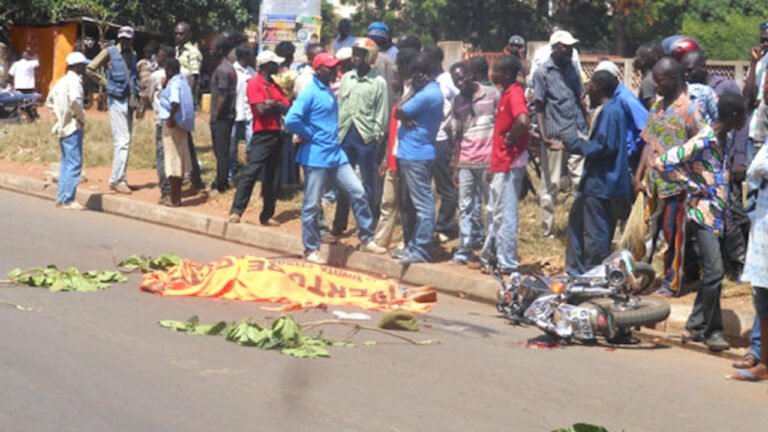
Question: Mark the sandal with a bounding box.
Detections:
[726,370,762,382]
[732,352,759,369]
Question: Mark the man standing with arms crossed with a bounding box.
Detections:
[332,38,389,235]
[87,26,138,195]
[533,30,588,238]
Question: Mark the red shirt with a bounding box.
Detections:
[386,104,398,171]
[247,72,289,132]
[489,83,530,173]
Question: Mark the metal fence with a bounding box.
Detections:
[464,52,750,91]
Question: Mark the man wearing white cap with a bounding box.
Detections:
[594,60,648,176]
[228,51,290,226]
[532,30,588,238]
[46,52,90,210]
[87,26,139,195]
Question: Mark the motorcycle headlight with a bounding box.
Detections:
[607,267,626,287]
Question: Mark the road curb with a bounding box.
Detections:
[0,172,755,346]
[0,173,500,305]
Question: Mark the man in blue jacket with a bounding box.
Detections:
[564,70,632,275]
[285,53,387,265]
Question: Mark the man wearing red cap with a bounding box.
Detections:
[285,53,387,265]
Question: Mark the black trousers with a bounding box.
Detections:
[685,224,725,338]
[210,119,234,191]
[229,131,282,223]
[188,132,204,189]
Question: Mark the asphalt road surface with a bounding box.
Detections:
[0,189,765,432]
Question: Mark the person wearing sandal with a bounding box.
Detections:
[655,92,748,352]
[158,58,195,207]
[728,140,768,381]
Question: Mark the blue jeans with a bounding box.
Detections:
[398,159,436,261]
[301,164,375,253]
[566,193,621,276]
[56,130,83,205]
[107,96,133,186]
[749,288,768,357]
[230,120,253,180]
[333,126,381,232]
[481,168,524,272]
[454,168,489,262]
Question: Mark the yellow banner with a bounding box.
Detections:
[141,256,433,313]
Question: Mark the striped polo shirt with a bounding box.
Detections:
[451,83,500,169]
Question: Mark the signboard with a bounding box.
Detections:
[258,0,322,63]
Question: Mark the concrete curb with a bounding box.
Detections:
[0,173,500,306]
[0,172,755,346]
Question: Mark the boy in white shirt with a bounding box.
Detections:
[9,48,40,119]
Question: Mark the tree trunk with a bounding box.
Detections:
[612,13,627,56]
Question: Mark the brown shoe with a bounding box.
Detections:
[229,213,241,223]
[110,182,132,194]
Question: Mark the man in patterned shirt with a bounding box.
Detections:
[634,57,706,296]
[655,92,748,352]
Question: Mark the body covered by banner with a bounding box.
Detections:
[141,256,433,313]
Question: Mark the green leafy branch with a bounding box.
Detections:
[118,253,181,273]
[2,266,127,292]
[159,315,441,359]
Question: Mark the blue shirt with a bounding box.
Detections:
[614,83,648,158]
[396,81,443,160]
[286,76,349,168]
[565,97,631,200]
[687,82,718,124]
[159,74,195,132]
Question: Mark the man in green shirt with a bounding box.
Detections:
[332,37,390,236]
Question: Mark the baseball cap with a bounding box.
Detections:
[508,35,526,47]
[335,47,353,62]
[594,60,620,78]
[367,21,390,39]
[312,52,340,70]
[117,26,134,39]
[65,51,90,66]
[256,50,285,67]
[549,30,578,46]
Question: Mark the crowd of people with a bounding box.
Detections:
[44,18,768,380]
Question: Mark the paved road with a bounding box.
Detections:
[0,189,764,432]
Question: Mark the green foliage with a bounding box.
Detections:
[118,253,181,273]
[6,266,127,292]
[158,315,230,335]
[0,0,256,34]
[683,5,767,60]
[159,315,332,359]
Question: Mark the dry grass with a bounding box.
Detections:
[0,113,217,179]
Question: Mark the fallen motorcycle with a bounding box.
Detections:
[494,250,670,344]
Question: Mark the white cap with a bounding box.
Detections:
[66,51,90,66]
[594,60,620,78]
[117,26,134,39]
[335,47,353,62]
[549,30,578,46]
[256,50,285,67]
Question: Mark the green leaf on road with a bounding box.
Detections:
[158,316,230,336]
[6,266,127,292]
[119,254,182,273]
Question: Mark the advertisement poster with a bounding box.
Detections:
[259,0,322,63]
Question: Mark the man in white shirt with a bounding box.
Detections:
[45,52,88,210]
[9,48,40,119]
[230,46,256,180]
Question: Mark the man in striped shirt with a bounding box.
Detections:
[448,62,499,265]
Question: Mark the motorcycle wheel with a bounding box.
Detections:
[592,297,670,329]
[633,262,657,294]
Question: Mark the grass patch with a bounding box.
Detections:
[0,114,216,175]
